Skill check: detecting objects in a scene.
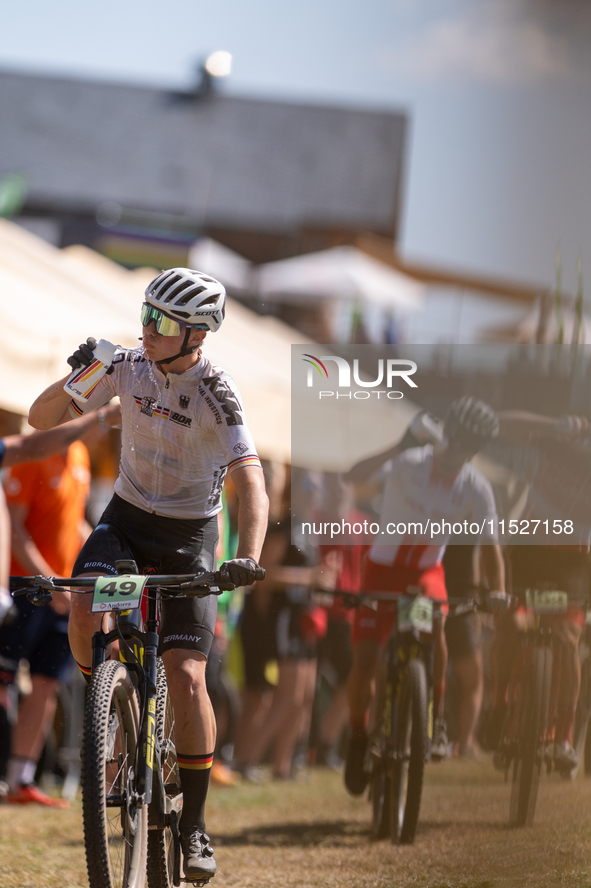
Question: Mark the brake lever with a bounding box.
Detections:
[13,576,67,608]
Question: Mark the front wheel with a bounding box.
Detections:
[509,645,552,827]
[82,660,147,888]
[148,658,183,888]
[390,658,428,845]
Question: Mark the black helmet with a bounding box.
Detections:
[444,396,499,450]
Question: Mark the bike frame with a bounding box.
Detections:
[378,617,435,757]
[91,584,160,810]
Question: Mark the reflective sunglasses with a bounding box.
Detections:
[140,303,188,336]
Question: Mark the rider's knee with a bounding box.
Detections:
[164,651,207,698]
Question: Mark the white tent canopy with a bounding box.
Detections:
[0,221,303,463]
[256,245,425,311]
[188,237,252,291]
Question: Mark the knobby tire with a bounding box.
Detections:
[370,647,395,839]
[510,645,552,827]
[147,658,182,887]
[390,658,428,844]
[82,660,147,888]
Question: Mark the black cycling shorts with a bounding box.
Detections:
[73,494,219,659]
[445,612,481,659]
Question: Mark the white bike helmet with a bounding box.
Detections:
[145,268,226,332]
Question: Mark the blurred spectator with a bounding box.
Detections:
[313,474,370,769]
[0,405,119,805]
[235,472,323,781]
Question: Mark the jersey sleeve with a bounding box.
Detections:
[66,360,120,419]
[197,369,262,475]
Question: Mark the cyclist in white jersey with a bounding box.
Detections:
[28,268,269,881]
[343,397,505,795]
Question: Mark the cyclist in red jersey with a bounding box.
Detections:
[343,398,506,795]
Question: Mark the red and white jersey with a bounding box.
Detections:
[369,445,498,570]
[68,348,260,520]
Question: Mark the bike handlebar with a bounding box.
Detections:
[8,568,266,605]
[313,585,511,616]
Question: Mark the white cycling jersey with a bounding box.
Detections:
[369,445,498,570]
[68,348,261,520]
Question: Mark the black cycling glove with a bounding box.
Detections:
[220,558,264,587]
[67,337,114,374]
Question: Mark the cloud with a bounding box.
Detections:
[382,2,589,86]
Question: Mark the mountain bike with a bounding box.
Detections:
[10,561,253,888]
[337,587,495,844]
[494,588,586,826]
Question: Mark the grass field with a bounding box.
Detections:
[2,756,591,888]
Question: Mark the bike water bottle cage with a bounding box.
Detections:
[141,304,208,336]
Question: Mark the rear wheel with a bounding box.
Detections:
[82,661,147,888]
[390,659,428,844]
[148,658,182,888]
[510,645,552,827]
[573,651,591,777]
[369,670,393,840]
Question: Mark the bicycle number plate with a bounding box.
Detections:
[91,575,148,613]
[525,589,568,614]
[398,596,433,633]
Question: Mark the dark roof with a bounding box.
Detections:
[0,69,407,236]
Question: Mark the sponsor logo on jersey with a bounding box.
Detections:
[139,396,157,416]
[233,442,248,455]
[134,396,191,427]
[170,411,192,427]
[200,375,244,426]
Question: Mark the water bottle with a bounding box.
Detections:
[63,339,119,402]
[409,411,445,445]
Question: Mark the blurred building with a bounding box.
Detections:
[0,68,407,267]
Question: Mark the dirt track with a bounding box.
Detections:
[2,757,591,888]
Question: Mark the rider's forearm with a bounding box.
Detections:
[343,443,400,485]
[28,375,75,430]
[497,411,559,443]
[232,469,269,562]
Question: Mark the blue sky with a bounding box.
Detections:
[3,0,591,295]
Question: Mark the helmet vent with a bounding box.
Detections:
[150,269,177,301]
[162,278,192,304]
[175,284,207,306]
[195,294,218,306]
